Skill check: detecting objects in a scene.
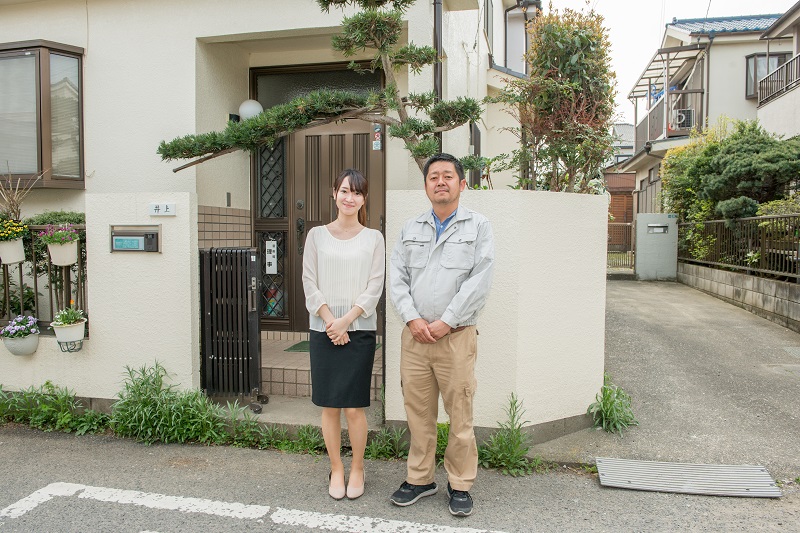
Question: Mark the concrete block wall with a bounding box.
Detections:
[678,263,800,333]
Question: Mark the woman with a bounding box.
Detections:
[302,168,385,500]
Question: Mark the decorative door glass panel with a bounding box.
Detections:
[258,231,286,318]
[258,138,286,219]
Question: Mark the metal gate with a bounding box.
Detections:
[200,248,261,397]
[608,223,634,269]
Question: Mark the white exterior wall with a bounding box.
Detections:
[385,190,607,428]
[758,87,800,138]
[707,39,793,125]
[0,192,198,398]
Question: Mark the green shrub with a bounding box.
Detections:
[587,373,638,436]
[110,363,227,445]
[478,393,533,476]
[365,427,408,460]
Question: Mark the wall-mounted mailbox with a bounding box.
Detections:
[647,224,669,234]
[110,225,161,252]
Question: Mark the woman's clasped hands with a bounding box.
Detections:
[325,317,351,345]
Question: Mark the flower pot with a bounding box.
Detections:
[3,333,39,356]
[0,238,25,264]
[47,241,79,266]
[52,319,86,343]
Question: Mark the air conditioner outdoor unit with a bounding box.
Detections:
[673,108,695,129]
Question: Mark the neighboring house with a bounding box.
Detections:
[0,0,607,438]
[604,124,635,224]
[619,13,793,215]
[758,1,800,138]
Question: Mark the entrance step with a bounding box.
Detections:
[261,332,383,401]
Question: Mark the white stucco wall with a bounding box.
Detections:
[758,88,800,139]
[384,190,607,428]
[0,192,198,399]
[707,39,793,125]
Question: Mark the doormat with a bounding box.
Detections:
[595,457,782,498]
[285,341,382,352]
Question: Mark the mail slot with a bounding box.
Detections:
[647,224,669,234]
[110,224,161,252]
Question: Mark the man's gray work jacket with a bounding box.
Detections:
[390,205,495,328]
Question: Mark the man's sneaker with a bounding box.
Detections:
[447,483,473,516]
[389,481,438,506]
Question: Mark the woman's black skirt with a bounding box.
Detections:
[309,330,376,408]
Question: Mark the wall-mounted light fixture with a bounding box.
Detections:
[238,99,264,120]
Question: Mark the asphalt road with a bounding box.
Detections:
[1,423,798,532]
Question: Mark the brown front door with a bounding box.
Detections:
[253,120,385,333]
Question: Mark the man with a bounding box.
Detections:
[389,153,495,517]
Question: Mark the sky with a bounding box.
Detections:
[550,0,798,124]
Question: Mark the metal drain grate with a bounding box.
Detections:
[596,457,782,498]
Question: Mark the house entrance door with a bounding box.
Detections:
[253,120,385,333]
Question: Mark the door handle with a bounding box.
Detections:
[297,217,305,255]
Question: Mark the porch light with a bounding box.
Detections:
[238,99,263,120]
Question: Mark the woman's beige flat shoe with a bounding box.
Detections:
[346,470,365,500]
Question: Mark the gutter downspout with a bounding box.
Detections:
[705,33,713,129]
[434,0,443,148]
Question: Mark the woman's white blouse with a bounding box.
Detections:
[302,225,385,332]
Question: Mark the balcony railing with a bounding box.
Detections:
[758,54,800,106]
[1,225,87,333]
[678,215,800,280]
[634,90,703,153]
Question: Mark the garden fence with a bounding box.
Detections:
[677,215,800,281]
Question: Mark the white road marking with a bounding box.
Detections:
[0,483,269,520]
[272,507,503,532]
[0,483,505,533]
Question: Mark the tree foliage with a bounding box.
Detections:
[490,5,615,192]
[158,0,481,171]
[662,120,800,221]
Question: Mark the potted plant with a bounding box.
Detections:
[51,307,86,343]
[0,219,29,264]
[1,315,40,356]
[38,224,80,266]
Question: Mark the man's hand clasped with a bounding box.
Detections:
[408,318,451,343]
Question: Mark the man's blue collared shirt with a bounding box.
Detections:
[433,209,457,242]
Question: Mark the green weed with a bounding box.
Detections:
[478,393,533,476]
[587,373,638,436]
[365,427,409,460]
[74,409,110,435]
[0,381,109,434]
[225,401,262,448]
[110,363,227,445]
[258,424,290,449]
[294,424,326,454]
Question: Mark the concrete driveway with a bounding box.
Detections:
[531,280,800,482]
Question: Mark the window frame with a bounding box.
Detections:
[745,52,789,100]
[0,40,85,189]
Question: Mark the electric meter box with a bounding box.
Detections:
[110,225,161,253]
